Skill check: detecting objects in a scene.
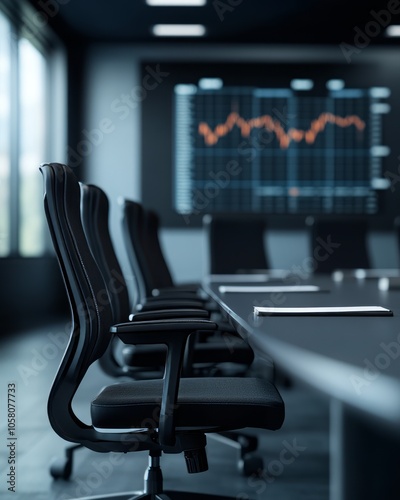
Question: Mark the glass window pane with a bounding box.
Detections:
[18,37,47,256]
[0,12,11,256]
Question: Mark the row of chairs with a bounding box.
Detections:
[52,176,258,476]
[83,186,254,384]
[205,215,371,275]
[41,163,285,500]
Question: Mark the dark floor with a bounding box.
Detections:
[0,319,329,500]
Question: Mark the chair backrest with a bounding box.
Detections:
[204,215,269,274]
[80,183,131,321]
[143,209,174,289]
[80,183,135,378]
[121,199,153,299]
[307,217,371,273]
[40,163,114,445]
[122,200,175,297]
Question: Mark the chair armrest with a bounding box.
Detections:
[111,318,217,343]
[136,299,205,311]
[151,289,202,300]
[153,284,200,295]
[111,319,217,447]
[145,294,205,303]
[129,308,209,321]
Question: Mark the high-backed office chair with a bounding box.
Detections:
[90,186,269,472]
[203,215,269,274]
[306,217,371,274]
[122,200,204,304]
[84,184,263,441]
[121,200,244,356]
[121,198,252,355]
[40,162,285,499]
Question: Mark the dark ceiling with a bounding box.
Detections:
[29,0,400,45]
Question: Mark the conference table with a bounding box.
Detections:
[202,271,400,500]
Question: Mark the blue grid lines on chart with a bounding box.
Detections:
[173,83,389,215]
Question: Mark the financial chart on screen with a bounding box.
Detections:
[173,79,390,215]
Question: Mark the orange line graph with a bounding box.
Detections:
[198,111,366,148]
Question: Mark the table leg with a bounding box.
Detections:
[330,399,400,500]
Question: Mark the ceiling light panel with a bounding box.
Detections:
[152,24,206,36]
[146,0,206,6]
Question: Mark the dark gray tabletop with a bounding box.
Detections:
[203,274,400,429]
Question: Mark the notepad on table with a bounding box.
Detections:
[219,285,321,293]
[254,305,393,316]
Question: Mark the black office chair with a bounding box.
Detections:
[40,162,285,500]
[121,198,254,358]
[87,186,267,466]
[203,214,269,274]
[122,200,205,305]
[121,200,244,352]
[306,217,371,274]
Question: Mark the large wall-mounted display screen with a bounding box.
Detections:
[141,59,399,227]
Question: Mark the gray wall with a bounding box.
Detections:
[82,44,399,284]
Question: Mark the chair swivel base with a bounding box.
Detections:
[74,452,247,500]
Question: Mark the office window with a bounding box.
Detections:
[0,5,65,257]
[18,38,47,256]
[0,11,11,256]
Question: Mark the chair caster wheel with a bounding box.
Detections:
[50,456,72,480]
[49,444,81,480]
[238,452,264,477]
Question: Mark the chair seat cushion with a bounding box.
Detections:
[91,377,284,431]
